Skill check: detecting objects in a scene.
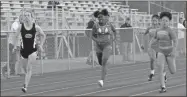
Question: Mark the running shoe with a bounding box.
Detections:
[98,80,104,87]
[159,86,167,93]
[148,73,154,81]
[21,84,27,93]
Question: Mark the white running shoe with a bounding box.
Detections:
[98,80,104,87]
[21,87,27,93]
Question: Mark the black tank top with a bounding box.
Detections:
[21,23,37,50]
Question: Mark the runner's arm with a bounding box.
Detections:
[169,29,178,50]
[141,27,150,49]
[144,27,150,36]
[35,25,46,47]
[111,23,117,42]
[91,24,99,42]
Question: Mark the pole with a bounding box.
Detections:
[73,33,75,58]
[61,5,64,59]
[91,40,95,68]
[68,31,71,70]
[6,33,10,78]
[148,1,150,15]
[7,10,10,78]
[126,0,128,5]
[113,41,115,65]
[56,6,59,58]
[132,28,136,63]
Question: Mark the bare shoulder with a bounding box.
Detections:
[35,24,44,32]
[35,24,41,30]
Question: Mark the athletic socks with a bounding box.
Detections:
[151,70,155,75]
[148,70,155,81]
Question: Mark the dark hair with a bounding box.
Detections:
[152,14,159,19]
[160,12,172,20]
[126,17,130,21]
[183,20,186,27]
[93,9,109,18]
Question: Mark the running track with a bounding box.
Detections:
[1,58,186,96]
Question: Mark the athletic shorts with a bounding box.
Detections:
[20,48,37,59]
[159,47,173,56]
[95,42,112,53]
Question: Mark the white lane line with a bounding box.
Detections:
[20,72,186,96]
[2,61,149,84]
[130,83,186,96]
[2,64,185,91]
[1,67,151,91]
[4,58,185,83]
[75,75,186,96]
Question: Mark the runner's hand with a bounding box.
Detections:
[141,45,144,50]
[12,47,17,53]
[38,45,44,53]
[170,50,176,58]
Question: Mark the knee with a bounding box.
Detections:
[28,53,37,62]
[105,46,112,52]
[157,52,165,61]
[25,66,32,73]
[150,58,154,62]
[157,52,164,57]
[156,62,164,71]
[170,71,175,74]
[170,68,176,74]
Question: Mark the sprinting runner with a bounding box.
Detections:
[141,14,167,81]
[91,9,116,87]
[13,9,46,93]
[153,12,178,93]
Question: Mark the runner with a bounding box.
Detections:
[91,9,116,87]
[13,9,46,93]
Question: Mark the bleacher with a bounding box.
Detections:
[1,1,184,31]
[1,0,137,30]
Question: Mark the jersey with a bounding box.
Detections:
[155,27,176,55]
[92,22,114,44]
[20,23,37,58]
[145,26,158,49]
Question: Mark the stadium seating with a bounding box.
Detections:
[1,1,127,30]
[1,0,182,31]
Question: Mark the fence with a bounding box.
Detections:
[1,27,186,78]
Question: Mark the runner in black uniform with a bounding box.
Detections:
[13,9,46,93]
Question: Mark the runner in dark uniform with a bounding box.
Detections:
[91,9,116,87]
[13,9,46,93]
